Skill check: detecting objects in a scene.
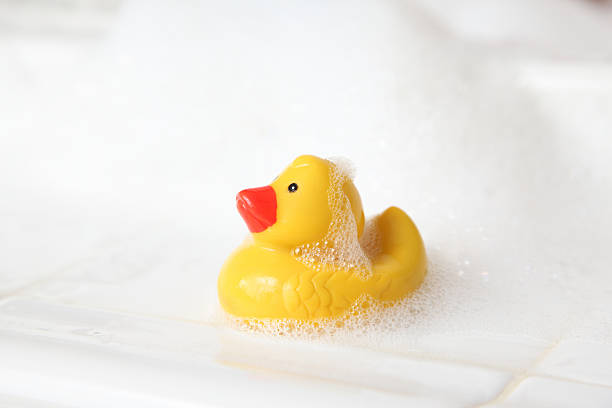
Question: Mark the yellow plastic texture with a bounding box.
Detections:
[218,155,427,320]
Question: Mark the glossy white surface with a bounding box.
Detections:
[1,0,611,406]
[501,377,612,408]
[0,299,509,407]
[535,340,612,387]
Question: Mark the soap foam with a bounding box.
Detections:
[226,253,463,346]
[291,157,375,280]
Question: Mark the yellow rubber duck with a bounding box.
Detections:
[218,155,426,321]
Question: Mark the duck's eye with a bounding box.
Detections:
[288,183,298,193]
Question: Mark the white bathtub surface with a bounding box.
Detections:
[1,0,611,406]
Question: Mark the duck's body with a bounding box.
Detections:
[218,155,426,321]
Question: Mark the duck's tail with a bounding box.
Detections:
[369,206,427,301]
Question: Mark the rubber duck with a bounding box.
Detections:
[218,155,426,321]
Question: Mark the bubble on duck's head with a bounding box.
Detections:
[291,156,373,277]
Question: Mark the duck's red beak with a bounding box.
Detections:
[236,186,277,233]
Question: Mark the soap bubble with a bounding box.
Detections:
[291,158,375,279]
[225,256,461,345]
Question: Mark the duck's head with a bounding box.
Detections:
[236,155,365,248]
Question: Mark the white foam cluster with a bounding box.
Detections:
[291,157,375,279]
[226,256,455,343]
[359,217,382,260]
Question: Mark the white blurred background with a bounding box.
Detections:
[1,1,612,405]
